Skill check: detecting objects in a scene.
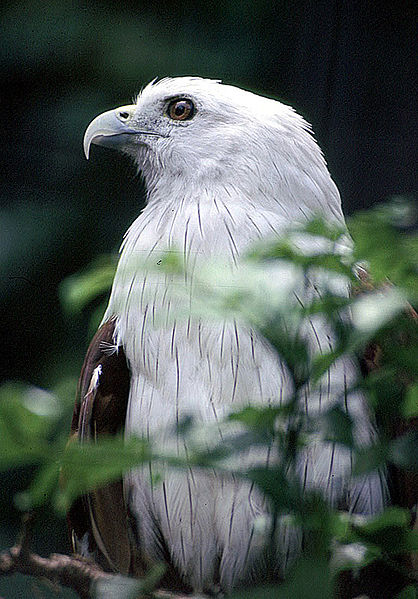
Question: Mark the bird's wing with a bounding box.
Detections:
[67,319,135,574]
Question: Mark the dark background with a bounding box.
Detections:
[0,1,416,596]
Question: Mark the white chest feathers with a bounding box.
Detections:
[103,194,386,592]
[107,197,294,420]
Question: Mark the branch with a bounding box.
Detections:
[0,514,194,599]
[0,513,110,598]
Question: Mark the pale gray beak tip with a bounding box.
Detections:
[83,105,137,161]
[83,137,91,160]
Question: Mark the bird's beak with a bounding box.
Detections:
[83,105,162,159]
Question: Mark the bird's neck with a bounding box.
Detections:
[123,183,290,264]
[104,176,349,352]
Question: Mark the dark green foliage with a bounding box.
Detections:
[1,200,417,597]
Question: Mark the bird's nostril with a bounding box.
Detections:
[119,111,130,119]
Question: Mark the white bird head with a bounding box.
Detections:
[84,76,343,223]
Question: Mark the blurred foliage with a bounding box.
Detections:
[0,199,417,597]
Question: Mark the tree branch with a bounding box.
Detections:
[0,519,110,599]
[0,514,194,599]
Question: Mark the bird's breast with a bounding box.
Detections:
[105,200,298,438]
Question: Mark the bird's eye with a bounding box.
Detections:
[167,98,195,121]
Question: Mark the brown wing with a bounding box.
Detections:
[67,319,136,574]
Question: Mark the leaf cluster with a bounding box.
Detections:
[1,198,417,598]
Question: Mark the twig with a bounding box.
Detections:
[0,514,202,598]
[0,547,110,598]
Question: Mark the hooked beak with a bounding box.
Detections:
[83,105,162,159]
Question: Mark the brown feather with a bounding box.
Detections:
[68,319,133,573]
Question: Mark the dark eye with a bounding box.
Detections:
[167,98,195,121]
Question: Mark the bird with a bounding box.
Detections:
[68,77,389,594]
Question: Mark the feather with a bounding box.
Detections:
[68,320,133,573]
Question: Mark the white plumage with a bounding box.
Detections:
[83,77,388,592]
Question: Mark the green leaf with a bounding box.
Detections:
[260,319,310,387]
[402,384,418,419]
[321,406,354,447]
[230,585,284,598]
[248,466,295,511]
[329,512,352,541]
[229,557,332,599]
[353,443,388,476]
[351,288,407,336]
[352,507,418,555]
[15,461,60,510]
[357,506,410,531]
[362,369,403,423]
[228,405,290,432]
[389,432,418,471]
[312,350,342,382]
[60,255,117,314]
[303,294,351,318]
[58,436,150,510]
[349,198,418,302]
[395,585,418,599]
[278,557,333,599]
[252,238,353,278]
[0,382,59,470]
[302,217,346,242]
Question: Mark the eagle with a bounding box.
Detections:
[69,77,390,594]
